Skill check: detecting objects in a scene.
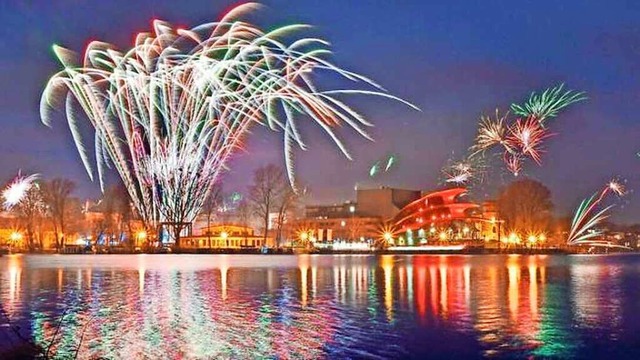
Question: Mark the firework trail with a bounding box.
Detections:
[468,84,584,176]
[369,154,397,178]
[40,3,417,229]
[567,179,625,245]
[2,172,39,210]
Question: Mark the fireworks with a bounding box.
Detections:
[471,110,510,155]
[567,179,625,245]
[40,3,416,229]
[468,85,584,176]
[442,159,475,184]
[506,117,554,165]
[510,84,586,125]
[2,172,39,210]
[369,154,397,178]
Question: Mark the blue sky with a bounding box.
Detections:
[1,0,639,221]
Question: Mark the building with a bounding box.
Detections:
[356,187,422,219]
[389,187,483,245]
[292,186,507,248]
[181,224,274,250]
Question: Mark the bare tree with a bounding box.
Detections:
[201,182,224,238]
[236,199,252,241]
[248,164,290,247]
[41,179,76,252]
[497,178,553,237]
[13,183,46,251]
[274,187,298,245]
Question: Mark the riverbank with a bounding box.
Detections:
[3,247,633,255]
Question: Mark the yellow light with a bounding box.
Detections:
[220,231,229,240]
[300,232,308,241]
[539,234,546,242]
[383,232,393,241]
[439,232,447,241]
[137,231,147,240]
[509,233,519,243]
[9,231,22,242]
[463,226,470,234]
[528,235,537,243]
[429,227,436,234]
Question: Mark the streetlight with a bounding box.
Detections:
[136,230,147,245]
[9,231,22,249]
[383,232,393,244]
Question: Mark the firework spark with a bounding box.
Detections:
[384,155,396,172]
[510,83,586,125]
[2,172,39,210]
[506,116,554,165]
[40,3,416,230]
[503,152,523,177]
[443,160,473,184]
[469,85,583,176]
[471,110,510,155]
[567,180,625,245]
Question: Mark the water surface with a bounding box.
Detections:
[2,254,640,359]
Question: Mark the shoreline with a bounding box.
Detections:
[2,248,636,256]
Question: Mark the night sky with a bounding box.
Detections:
[1,1,639,222]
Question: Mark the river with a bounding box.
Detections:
[1,254,640,359]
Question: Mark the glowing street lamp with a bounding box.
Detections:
[439,231,447,241]
[220,231,229,240]
[9,231,22,243]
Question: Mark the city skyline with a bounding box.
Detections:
[1,0,639,221]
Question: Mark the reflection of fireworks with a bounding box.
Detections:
[40,4,415,227]
[2,172,39,210]
[567,179,625,245]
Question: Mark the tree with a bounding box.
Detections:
[236,199,252,241]
[201,182,224,237]
[13,183,46,251]
[248,164,291,247]
[41,179,76,252]
[497,179,553,239]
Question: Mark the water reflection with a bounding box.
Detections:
[1,254,639,358]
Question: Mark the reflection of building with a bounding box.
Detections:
[181,224,274,249]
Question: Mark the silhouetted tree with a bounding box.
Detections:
[497,178,553,237]
[42,178,76,252]
[13,182,45,251]
[248,164,292,246]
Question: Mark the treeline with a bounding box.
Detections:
[2,163,304,251]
